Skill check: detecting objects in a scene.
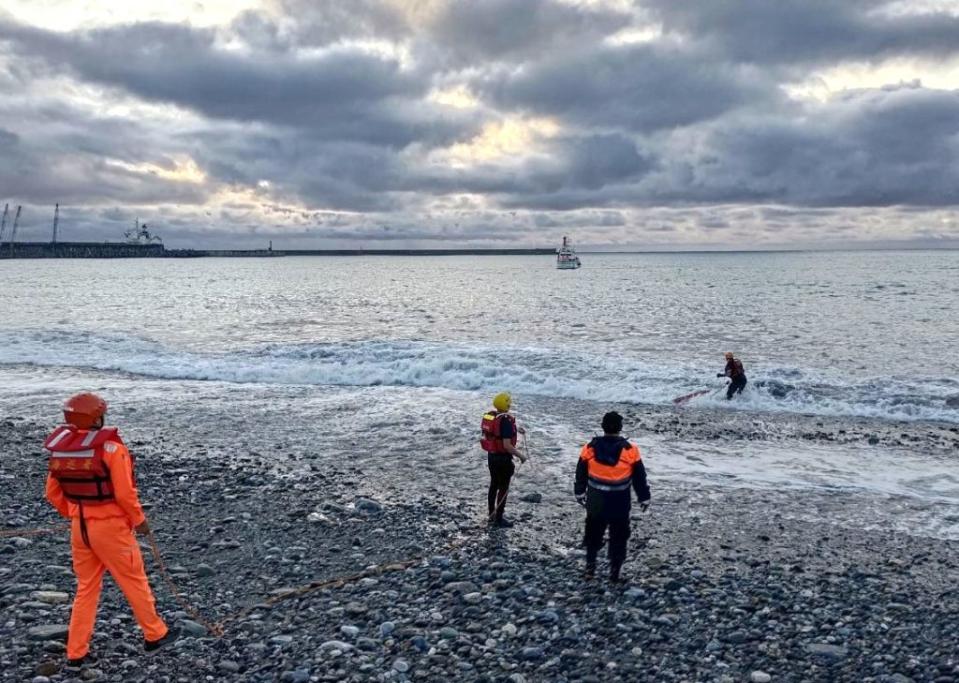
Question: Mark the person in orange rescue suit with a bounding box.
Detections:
[480,392,527,528]
[574,411,650,582]
[44,392,179,667]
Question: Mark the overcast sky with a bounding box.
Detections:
[1,0,958,249]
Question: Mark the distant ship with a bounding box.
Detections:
[124,219,162,245]
[556,236,581,269]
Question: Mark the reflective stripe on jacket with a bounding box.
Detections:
[574,435,651,505]
[45,426,146,526]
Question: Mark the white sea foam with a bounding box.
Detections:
[0,329,956,424]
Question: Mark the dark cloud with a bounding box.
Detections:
[0,98,207,205]
[644,0,959,66]
[0,19,474,148]
[1,1,958,248]
[654,85,959,207]
[428,0,631,64]
[0,126,18,146]
[481,42,775,131]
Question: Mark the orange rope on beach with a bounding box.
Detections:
[143,524,481,638]
[145,530,226,638]
[7,516,485,638]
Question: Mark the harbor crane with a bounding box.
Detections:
[52,203,60,243]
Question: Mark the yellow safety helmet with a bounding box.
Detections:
[492,392,512,412]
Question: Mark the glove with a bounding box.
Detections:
[716,373,724,377]
[639,501,650,512]
[575,493,587,508]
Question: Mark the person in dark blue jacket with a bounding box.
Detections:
[574,411,650,582]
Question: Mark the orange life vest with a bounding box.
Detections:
[44,425,130,504]
[480,411,517,454]
[580,437,640,492]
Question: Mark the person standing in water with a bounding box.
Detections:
[480,392,527,528]
[718,352,747,400]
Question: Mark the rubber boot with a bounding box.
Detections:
[609,563,623,583]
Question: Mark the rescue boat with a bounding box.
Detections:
[556,236,581,269]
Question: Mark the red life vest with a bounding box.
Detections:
[480,411,517,454]
[44,425,129,504]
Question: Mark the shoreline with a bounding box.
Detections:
[2,417,958,682]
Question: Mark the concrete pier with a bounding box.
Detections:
[1,243,554,259]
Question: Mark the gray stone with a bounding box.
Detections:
[354,498,383,513]
[340,625,360,638]
[750,672,772,683]
[520,493,542,503]
[280,669,310,683]
[806,643,847,661]
[444,581,478,594]
[270,635,294,645]
[30,591,70,605]
[219,660,241,673]
[31,677,51,683]
[179,619,207,637]
[379,621,395,637]
[27,624,69,641]
[723,630,750,644]
[462,592,482,604]
[440,627,458,640]
[319,639,353,653]
[393,659,410,673]
[195,564,215,578]
[346,601,367,615]
[521,647,544,660]
[34,662,59,676]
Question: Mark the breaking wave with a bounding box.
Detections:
[1,329,957,424]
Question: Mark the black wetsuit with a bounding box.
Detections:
[574,436,650,571]
[487,417,516,522]
[723,359,747,400]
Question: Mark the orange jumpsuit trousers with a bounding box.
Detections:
[46,439,168,660]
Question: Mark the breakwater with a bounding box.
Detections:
[0,241,165,258]
[1,243,554,259]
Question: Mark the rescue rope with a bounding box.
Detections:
[141,515,490,638]
[145,530,225,638]
[0,523,70,538]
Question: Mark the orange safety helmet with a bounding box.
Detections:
[63,392,107,429]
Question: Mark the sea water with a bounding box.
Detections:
[1,251,957,536]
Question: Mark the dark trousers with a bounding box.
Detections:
[487,455,515,521]
[583,489,632,566]
[584,512,631,568]
[726,376,747,400]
